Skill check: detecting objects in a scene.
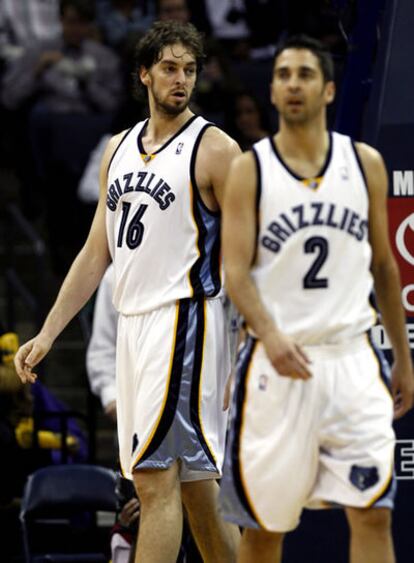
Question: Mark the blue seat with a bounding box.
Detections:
[20,464,117,563]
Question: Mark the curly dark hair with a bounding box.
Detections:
[273,34,334,83]
[132,20,205,99]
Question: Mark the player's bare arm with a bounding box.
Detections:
[357,142,414,418]
[14,133,123,384]
[195,126,241,210]
[222,152,311,380]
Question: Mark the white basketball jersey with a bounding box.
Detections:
[106,115,222,315]
[251,132,377,345]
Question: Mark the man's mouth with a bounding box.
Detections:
[171,91,186,100]
[287,99,303,107]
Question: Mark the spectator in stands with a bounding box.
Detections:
[86,264,118,422]
[111,475,140,563]
[202,0,250,59]
[225,90,270,151]
[0,352,33,505]
[1,0,122,114]
[157,0,190,23]
[243,0,284,59]
[193,38,241,126]
[1,0,123,274]
[0,0,61,67]
[96,0,155,53]
[0,325,87,506]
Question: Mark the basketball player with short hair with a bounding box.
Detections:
[219,35,414,563]
[14,20,240,563]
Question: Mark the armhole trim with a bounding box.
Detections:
[351,139,369,195]
[107,126,135,176]
[251,147,262,265]
[189,123,220,217]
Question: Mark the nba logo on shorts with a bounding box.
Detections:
[259,374,268,391]
[176,142,184,154]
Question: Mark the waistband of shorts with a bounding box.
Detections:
[302,333,370,359]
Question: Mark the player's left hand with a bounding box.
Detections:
[391,360,414,419]
[119,498,140,527]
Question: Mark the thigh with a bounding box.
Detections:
[181,297,231,481]
[309,339,395,510]
[116,306,178,479]
[220,338,320,532]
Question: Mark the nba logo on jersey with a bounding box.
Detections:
[340,166,349,180]
[259,374,268,391]
[176,142,184,154]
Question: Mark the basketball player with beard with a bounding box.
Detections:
[15,21,240,563]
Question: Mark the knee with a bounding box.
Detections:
[133,467,179,507]
[347,507,392,534]
[133,475,159,506]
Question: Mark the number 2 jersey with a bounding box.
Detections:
[251,132,377,345]
[106,115,221,315]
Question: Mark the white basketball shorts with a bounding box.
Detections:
[220,333,395,532]
[116,297,230,481]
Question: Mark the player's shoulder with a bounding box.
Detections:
[353,141,388,195]
[354,141,385,170]
[100,128,131,168]
[226,149,258,195]
[109,128,132,154]
[200,125,241,159]
[231,149,257,170]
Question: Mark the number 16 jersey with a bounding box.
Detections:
[106,115,221,315]
[251,132,377,345]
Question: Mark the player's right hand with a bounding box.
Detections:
[262,328,312,380]
[14,334,53,384]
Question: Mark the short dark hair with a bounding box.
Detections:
[273,34,334,83]
[59,0,95,21]
[133,20,204,96]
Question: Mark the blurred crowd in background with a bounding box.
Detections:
[0,0,356,276]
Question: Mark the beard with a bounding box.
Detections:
[152,89,189,116]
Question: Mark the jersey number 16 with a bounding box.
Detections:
[117,202,148,249]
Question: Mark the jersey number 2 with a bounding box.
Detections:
[303,236,328,289]
[117,202,148,249]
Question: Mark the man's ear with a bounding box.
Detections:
[139,66,150,87]
[325,80,336,105]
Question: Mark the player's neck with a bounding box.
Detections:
[275,121,329,165]
[146,107,194,147]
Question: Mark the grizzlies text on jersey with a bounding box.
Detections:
[106,115,221,315]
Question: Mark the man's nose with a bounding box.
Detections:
[175,69,186,83]
[287,75,300,90]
